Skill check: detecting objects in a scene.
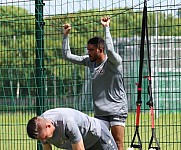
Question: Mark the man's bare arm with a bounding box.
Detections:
[42,143,52,150]
[72,139,85,150]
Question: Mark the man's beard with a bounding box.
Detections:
[90,54,99,62]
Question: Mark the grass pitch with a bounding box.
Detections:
[0,112,180,150]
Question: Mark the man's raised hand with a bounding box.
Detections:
[101,16,110,27]
[63,23,71,35]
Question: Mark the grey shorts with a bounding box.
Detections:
[95,115,127,129]
[86,121,118,150]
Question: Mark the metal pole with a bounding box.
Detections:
[35,0,45,150]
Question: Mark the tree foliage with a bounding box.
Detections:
[0,5,180,97]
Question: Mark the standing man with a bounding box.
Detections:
[62,16,128,150]
[27,108,118,150]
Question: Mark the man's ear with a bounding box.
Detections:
[46,124,51,129]
[98,48,104,53]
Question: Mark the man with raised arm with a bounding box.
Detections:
[62,17,128,150]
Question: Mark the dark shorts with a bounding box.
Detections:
[95,115,127,129]
[86,121,118,150]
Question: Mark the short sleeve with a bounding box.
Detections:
[64,120,82,144]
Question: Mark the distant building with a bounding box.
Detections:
[113,36,181,113]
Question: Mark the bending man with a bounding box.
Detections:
[27,108,118,150]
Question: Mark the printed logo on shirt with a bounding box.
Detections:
[91,68,105,79]
[90,62,106,79]
[99,69,104,75]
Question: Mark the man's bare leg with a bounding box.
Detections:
[111,125,125,150]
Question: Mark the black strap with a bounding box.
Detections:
[136,0,147,105]
[144,5,160,149]
[138,1,160,149]
[137,0,154,107]
[130,0,160,149]
[130,1,147,149]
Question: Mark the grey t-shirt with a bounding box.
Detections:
[41,108,101,149]
[62,27,128,117]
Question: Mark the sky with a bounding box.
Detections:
[0,0,181,16]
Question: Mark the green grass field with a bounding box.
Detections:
[0,112,180,150]
[125,112,181,150]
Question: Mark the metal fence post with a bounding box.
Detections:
[35,0,45,149]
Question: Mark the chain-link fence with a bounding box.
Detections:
[0,0,180,149]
